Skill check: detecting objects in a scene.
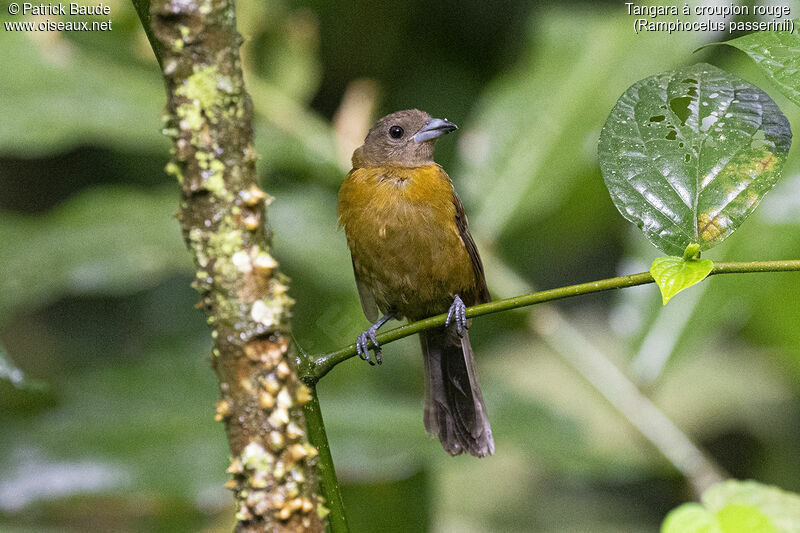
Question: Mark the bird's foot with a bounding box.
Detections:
[445,294,468,336]
[355,315,392,365]
[356,327,382,366]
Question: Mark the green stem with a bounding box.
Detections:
[303,385,350,533]
[302,259,800,382]
[129,0,162,66]
[710,259,800,273]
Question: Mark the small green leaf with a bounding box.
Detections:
[599,63,792,255]
[716,23,800,109]
[650,253,713,305]
[662,480,800,533]
[716,505,778,533]
[661,503,717,533]
[703,480,800,532]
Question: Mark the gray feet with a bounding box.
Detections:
[445,294,467,336]
[356,315,392,365]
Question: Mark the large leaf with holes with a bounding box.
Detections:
[598,63,792,256]
[718,24,800,109]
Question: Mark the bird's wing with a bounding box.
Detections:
[452,191,491,304]
[352,257,379,322]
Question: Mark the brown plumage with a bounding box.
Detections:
[337,109,494,457]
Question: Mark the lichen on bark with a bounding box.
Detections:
[147,0,324,529]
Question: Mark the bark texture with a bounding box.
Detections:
[148,0,324,529]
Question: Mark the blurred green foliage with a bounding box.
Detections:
[2,0,800,531]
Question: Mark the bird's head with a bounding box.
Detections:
[352,109,457,168]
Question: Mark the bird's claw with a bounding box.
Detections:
[445,294,468,336]
[355,321,385,365]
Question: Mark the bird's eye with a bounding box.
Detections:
[389,125,404,139]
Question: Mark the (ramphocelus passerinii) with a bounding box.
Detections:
[338,109,494,457]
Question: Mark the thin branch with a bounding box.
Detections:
[130,0,161,66]
[302,386,350,532]
[531,307,725,495]
[631,283,705,385]
[301,259,800,383]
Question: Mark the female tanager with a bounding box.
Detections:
[337,109,494,457]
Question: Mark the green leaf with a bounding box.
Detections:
[662,502,718,533]
[717,23,800,108]
[662,480,800,533]
[704,480,800,532]
[716,505,778,533]
[599,63,792,256]
[650,253,713,305]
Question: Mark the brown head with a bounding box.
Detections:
[352,109,457,169]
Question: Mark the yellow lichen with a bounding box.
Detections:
[215,399,231,421]
[276,361,291,379]
[295,384,312,405]
[261,374,281,395]
[240,441,274,471]
[259,391,275,408]
[251,298,284,327]
[241,185,266,206]
[243,213,260,230]
[253,251,279,274]
[164,161,183,184]
[268,407,290,428]
[204,159,227,197]
[227,458,244,475]
[276,388,293,409]
[207,228,243,261]
[268,431,285,452]
[239,377,255,394]
[288,444,309,460]
[179,65,221,117]
[286,422,304,440]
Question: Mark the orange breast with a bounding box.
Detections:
[338,164,477,320]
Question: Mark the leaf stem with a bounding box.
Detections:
[682,243,701,261]
[301,259,800,383]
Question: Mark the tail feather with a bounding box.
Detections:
[421,326,494,457]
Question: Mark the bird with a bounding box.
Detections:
[337,109,494,457]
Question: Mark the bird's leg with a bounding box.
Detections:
[445,294,468,336]
[356,314,393,366]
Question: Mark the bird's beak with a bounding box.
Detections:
[413,118,458,143]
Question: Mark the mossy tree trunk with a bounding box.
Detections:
[132,0,325,530]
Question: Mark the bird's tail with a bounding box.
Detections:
[420,325,494,457]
